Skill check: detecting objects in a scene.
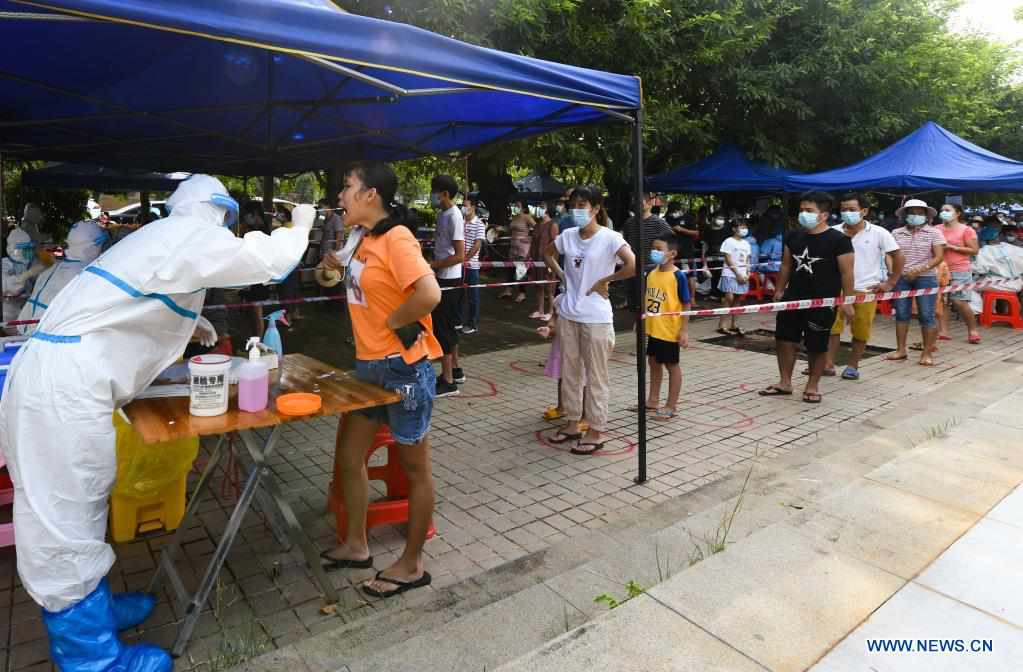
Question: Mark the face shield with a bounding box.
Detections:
[210,193,240,229]
[14,241,35,264]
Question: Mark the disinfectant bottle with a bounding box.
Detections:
[238,337,269,412]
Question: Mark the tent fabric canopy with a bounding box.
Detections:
[21,162,189,191]
[513,171,566,202]
[0,0,640,175]
[785,122,1023,193]
[645,144,800,193]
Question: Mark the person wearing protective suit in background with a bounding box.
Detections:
[0,175,313,672]
[16,218,110,336]
[2,228,47,333]
[20,202,48,244]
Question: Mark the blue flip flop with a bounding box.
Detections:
[841,367,860,380]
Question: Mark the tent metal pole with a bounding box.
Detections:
[632,108,647,485]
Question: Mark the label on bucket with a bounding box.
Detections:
[188,354,231,416]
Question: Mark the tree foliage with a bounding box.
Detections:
[340,0,1023,206]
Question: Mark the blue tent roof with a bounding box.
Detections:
[22,162,189,191]
[785,122,1023,192]
[645,144,800,193]
[0,0,640,175]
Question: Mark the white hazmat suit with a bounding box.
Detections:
[0,175,312,616]
[16,219,110,336]
[2,228,43,328]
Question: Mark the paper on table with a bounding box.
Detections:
[135,384,190,399]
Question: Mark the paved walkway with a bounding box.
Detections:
[1,310,1021,671]
[813,484,1023,671]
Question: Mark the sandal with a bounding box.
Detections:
[320,550,373,572]
[627,405,658,413]
[715,327,731,335]
[909,342,937,352]
[919,357,935,367]
[758,386,792,396]
[543,407,565,421]
[548,431,583,444]
[802,391,822,404]
[653,407,676,421]
[728,327,745,337]
[938,334,952,341]
[571,442,606,455]
[840,367,860,380]
[802,367,835,376]
[968,333,982,344]
[529,310,545,319]
[362,570,432,599]
[886,352,908,361]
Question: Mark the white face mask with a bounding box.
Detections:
[939,210,954,222]
[905,214,927,227]
[570,208,592,228]
[737,227,749,237]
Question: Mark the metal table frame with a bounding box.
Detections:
[147,424,337,657]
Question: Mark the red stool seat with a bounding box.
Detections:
[877,299,893,316]
[979,290,1023,329]
[328,425,436,543]
[743,273,766,301]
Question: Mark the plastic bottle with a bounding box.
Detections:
[238,337,269,413]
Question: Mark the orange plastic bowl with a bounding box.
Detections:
[276,392,322,416]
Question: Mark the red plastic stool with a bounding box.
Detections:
[328,425,436,543]
[743,273,766,301]
[979,290,1023,329]
[0,467,14,548]
[763,272,780,294]
[877,299,893,317]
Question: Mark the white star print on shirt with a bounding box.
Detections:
[793,247,823,274]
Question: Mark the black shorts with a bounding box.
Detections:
[432,277,462,354]
[775,306,836,354]
[647,336,680,365]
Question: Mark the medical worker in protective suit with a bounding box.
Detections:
[2,227,46,332]
[0,175,313,672]
[16,218,110,336]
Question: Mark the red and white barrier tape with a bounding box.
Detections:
[643,278,1018,319]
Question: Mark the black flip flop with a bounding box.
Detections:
[802,392,822,404]
[362,571,432,599]
[758,386,793,396]
[571,442,605,455]
[548,431,583,444]
[320,550,373,571]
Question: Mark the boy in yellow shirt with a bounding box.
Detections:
[644,236,692,420]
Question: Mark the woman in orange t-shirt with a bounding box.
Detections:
[319,161,442,599]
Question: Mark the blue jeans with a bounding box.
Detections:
[894,275,939,329]
[354,356,435,444]
[462,268,481,329]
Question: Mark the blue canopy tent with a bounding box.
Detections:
[21,162,188,191]
[785,122,1023,192]
[0,0,655,482]
[646,144,800,193]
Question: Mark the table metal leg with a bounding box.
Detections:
[167,427,281,657]
[148,436,226,595]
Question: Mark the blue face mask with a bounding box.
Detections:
[841,211,861,226]
[649,249,667,265]
[939,211,954,222]
[430,193,441,207]
[571,208,591,228]
[210,193,240,228]
[798,212,819,229]
[905,214,927,227]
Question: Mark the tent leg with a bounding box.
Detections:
[632,109,647,485]
[262,175,274,215]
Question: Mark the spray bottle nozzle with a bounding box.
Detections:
[246,336,261,361]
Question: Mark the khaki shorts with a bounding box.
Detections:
[830,295,877,342]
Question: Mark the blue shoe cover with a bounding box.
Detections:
[112,592,156,631]
[42,578,172,672]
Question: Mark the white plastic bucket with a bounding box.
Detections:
[188,354,231,417]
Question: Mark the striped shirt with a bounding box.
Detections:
[892,225,946,277]
[464,216,486,270]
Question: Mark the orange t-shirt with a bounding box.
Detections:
[346,226,443,363]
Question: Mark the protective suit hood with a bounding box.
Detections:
[6,227,35,263]
[165,175,238,228]
[65,219,109,265]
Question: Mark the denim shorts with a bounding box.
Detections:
[354,356,435,445]
[948,271,972,302]
[894,275,938,328]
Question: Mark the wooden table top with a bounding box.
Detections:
[123,354,401,444]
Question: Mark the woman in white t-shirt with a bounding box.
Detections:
[717,219,752,335]
[542,186,636,455]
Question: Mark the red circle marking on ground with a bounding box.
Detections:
[535,428,636,456]
[454,377,499,399]
[509,360,547,377]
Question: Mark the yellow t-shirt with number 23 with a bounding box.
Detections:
[645,267,691,342]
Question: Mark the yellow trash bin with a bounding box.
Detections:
[109,411,198,543]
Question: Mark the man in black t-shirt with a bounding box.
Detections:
[667,202,700,298]
[760,191,854,404]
